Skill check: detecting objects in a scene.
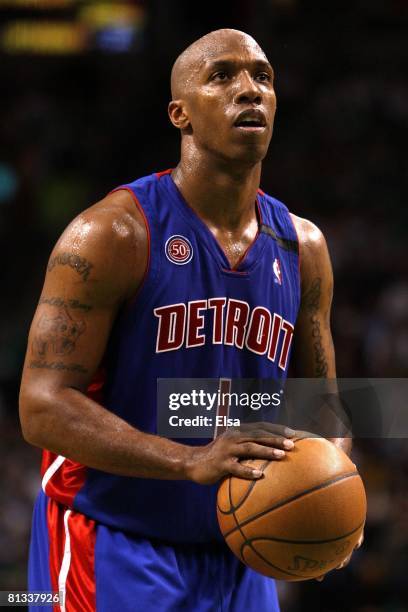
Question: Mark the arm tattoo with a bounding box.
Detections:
[47,253,93,282]
[303,277,328,377]
[310,319,328,377]
[303,278,321,313]
[39,297,92,312]
[31,301,86,368]
[29,360,88,373]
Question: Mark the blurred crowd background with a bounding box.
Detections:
[0,1,407,610]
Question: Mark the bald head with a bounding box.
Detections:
[170,29,267,99]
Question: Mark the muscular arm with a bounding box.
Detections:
[291,215,351,455]
[19,190,294,485]
[19,190,191,479]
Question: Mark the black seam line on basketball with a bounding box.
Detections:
[228,470,249,563]
[259,223,298,253]
[233,472,305,577]
[228,472,233,516]
[223,471,359,539]
[217,460,270,515]
[243,520,365,546]
[240,541,305,579]
[238,497,306,579]
[229,476,245,562]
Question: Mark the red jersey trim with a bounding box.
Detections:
[156,168,173,179]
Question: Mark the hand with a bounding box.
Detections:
[316,530,364,582]
[185,422,296,485]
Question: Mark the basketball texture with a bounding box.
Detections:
[217,437,366,581]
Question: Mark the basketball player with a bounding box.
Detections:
[20,29,358,611]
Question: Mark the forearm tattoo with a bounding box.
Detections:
[303,277,328,377]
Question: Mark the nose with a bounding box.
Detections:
[233,70,262,105]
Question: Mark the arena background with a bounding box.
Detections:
[1,1,407,610]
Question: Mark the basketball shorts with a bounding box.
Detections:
[28,490,280,612]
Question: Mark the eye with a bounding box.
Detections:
[256,72,272,83]
[211,71,228,81]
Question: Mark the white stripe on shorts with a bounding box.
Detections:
[41,455,66,493]
[58,509,72,612]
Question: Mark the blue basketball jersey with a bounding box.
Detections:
[40,169,300,543]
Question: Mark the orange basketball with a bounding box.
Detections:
[217,436,366,581]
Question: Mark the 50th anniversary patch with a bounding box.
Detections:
[165,235,194,265]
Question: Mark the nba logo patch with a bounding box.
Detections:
[165,235,193,265]
[273,258,282,285]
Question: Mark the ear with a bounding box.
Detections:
[168,100,190,130]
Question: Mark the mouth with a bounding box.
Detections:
[233,109,267,133]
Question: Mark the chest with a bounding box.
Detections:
[206,218,259,269]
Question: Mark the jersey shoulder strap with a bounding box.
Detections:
[258,190,299,255]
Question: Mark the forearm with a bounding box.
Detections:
[325,388,352,455]
[20,387,194,480]
[316,386,353,456]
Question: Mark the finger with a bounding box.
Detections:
[226,460,266,480]
[239,434,295,450]
[234,442,286,460]
[315,575,325,582]
[240,422,296,437]
[238,422,296,438]
[292,430,320,441]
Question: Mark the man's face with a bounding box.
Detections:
[181,35,277,164]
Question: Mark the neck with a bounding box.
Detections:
[172,149,262,231]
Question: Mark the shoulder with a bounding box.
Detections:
[290,213,325,248]
[62,188,145,244]
[49,188,148,303]
[290,213,329,259]
[55,189,147,258]
[289,213,333,287]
